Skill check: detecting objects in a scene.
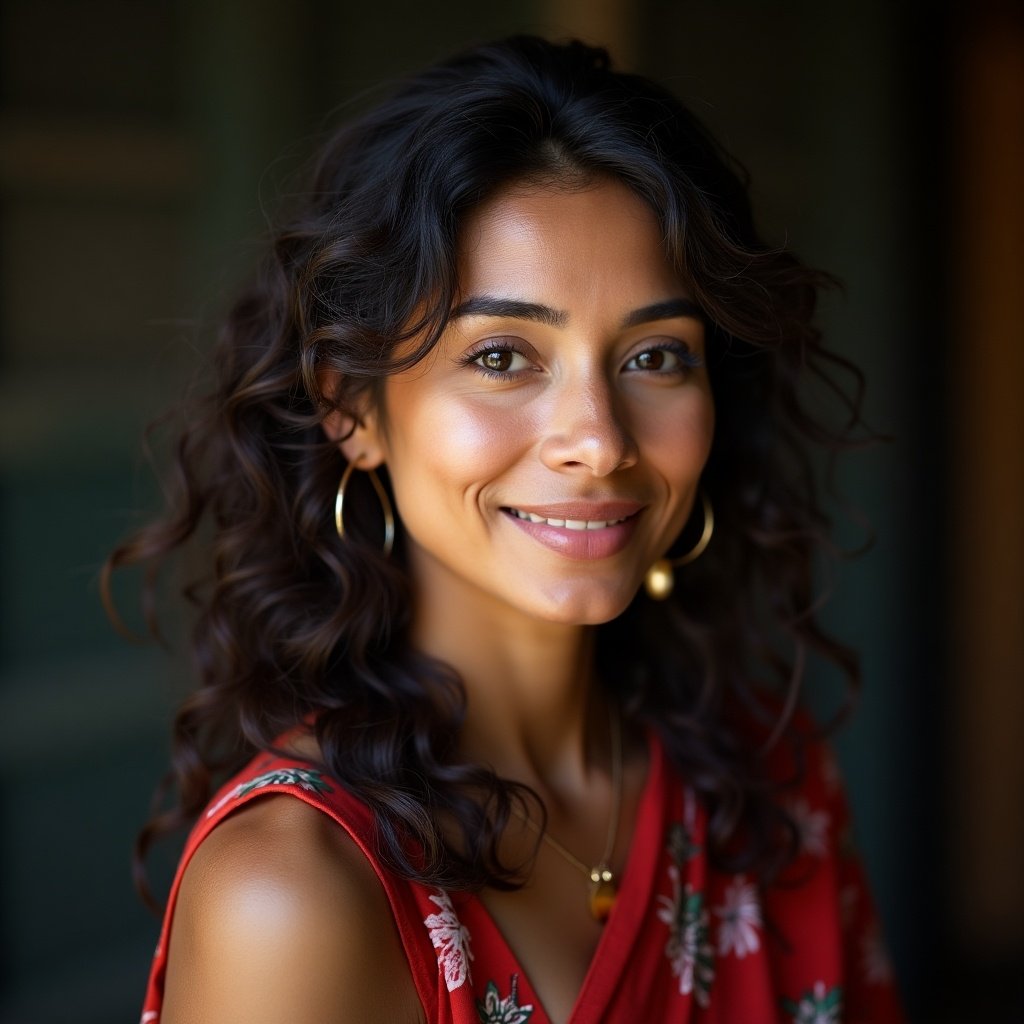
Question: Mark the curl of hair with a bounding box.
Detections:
[105,36,868,909]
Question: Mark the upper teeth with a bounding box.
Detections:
[508,508,627,530]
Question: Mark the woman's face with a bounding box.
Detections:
[351,178,715,626]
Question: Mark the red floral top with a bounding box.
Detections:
[140,732,904,1023]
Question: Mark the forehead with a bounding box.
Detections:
[455,179,682,306]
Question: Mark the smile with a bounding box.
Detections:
[500,503,643,560]
[505,508,629,530]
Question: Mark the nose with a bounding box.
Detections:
[538,375,639,476]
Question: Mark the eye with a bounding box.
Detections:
[624,341,701,374]
[466,342,533,377]
[478,349,519,372]
[627,349,670,371]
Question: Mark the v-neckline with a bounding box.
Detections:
[461,732,667,1024]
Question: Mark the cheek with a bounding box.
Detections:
[386,392,533,509]
[437,401,521,477]
[640,391,715,473]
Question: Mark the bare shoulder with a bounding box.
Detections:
[161,795,424,1024]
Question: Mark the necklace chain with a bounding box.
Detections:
[512,704,623,920]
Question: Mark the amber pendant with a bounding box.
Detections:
[588,866,617,923]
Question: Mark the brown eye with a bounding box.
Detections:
[471,346,529,374]
[481,350,513,372]
[624,343,696,374]
[633,350,664,370]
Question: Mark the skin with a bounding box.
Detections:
[162,178,715,1024]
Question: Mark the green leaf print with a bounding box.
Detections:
[781,981,843,1024]
[667,821,701,865]
[205,767,334,818]
[476,976,534,1024]
[235,767,333,799]
[656,867,715,1007]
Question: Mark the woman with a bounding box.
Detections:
[114,36,903,1023]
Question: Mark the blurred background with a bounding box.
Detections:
[0,0,1021,1020]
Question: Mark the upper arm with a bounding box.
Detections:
[160,796,424,1024]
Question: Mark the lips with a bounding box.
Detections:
[500,501,644,560]
[502,500,643,522]
[506,508,630,531]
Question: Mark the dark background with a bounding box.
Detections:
[0,1,1021,1021]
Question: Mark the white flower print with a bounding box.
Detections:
[140,1013,158,1024]
[476,975,534,1023]
[205,767,333,818]
[713,876,762,958]
[788,797,830,859]
[782,980,843,1023]
[656,864,715,1006]
[424,890,474,991]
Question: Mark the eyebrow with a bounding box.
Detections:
[620,298,705,328]
[451,296,569,328]
[450,295,704,330]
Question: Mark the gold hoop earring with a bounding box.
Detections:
[335,456,395,558]
[644,490,713,600]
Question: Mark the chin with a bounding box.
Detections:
[530,579,640,627]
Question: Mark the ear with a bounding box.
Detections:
[319,371,388,469]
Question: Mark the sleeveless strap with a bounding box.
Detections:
[139,752,448,1021]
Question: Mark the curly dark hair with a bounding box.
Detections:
[105,35,866,909]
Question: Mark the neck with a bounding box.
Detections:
[409,567,607,794]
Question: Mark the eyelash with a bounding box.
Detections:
[462,339,702,380]
[624,340,703,374]
[462,340,526,380]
